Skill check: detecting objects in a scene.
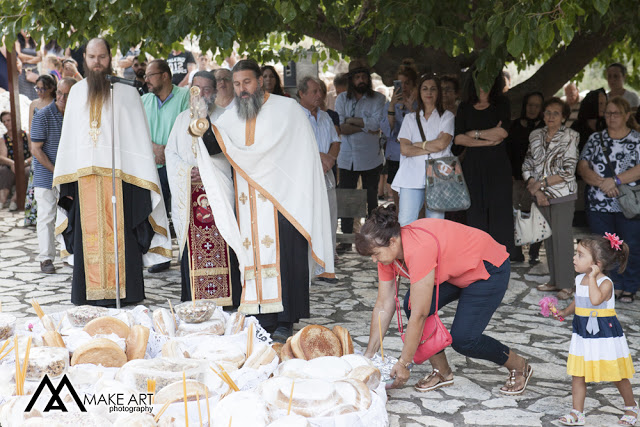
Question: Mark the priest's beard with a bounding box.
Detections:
[85,63,113,108]
[235,86,264,120]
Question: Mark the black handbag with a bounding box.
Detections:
[416,113,471,212]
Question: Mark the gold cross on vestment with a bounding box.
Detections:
[89,120,101,145]
[239,193,248,205]
[242,238,251,250]
[261,235,274,248]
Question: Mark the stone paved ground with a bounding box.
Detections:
[2,209,640,426]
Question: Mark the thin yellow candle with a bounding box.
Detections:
[20,336,32,394]
[205,388,210,426]
[183,371,189,427]
[378,311,384,361]
[287,380,295,415]
[14,335,20,395]
[196,390,202,427]
[228,416,232,427]
[153,400,172,423]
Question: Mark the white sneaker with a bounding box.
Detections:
[8,201,17,211]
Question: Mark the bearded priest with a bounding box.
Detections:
[196,59,334,341]
[166,70,241,306]
[53,38,172,306]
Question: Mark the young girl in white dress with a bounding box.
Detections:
[557,233,635,426]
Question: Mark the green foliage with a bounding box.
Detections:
[2,0,640,90]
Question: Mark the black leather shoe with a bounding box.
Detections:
[529,257,541,266]
[272,325,294,343]
[148,261,171,273]
[317,276,338,284]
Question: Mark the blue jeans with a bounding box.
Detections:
[403,260,511,365]
[586,210,640,294]
[398,187,445,226]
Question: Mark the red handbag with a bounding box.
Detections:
[394,226,452,364]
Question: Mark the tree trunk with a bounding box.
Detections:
[6,49,26,211]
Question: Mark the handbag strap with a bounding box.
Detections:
[416,111,427,142]
[394,225,441,336]
[597,131,617,179]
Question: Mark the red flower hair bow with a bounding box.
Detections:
[604,232,623,251]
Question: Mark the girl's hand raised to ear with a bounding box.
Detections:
[589,264,601,278]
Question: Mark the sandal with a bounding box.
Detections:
[414,368,454,392]
[536,283,559,292]
[559,409,586,426]
[499,360,533,396]
[619,404,639,426]
[557,289,575,300]
[619,293,635,304]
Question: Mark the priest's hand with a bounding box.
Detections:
[152,143,166,165]
[191,167,201,181]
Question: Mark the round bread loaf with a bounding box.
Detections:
[275,358,309,379]
[348,365,381,390]
[71,338,128,367]
[83,316,130,339]
[296,325,342,360]
[212,391,271,426]
[280,338,295,362]
[274,378,340,417]
[125,325,149,361]
[189,342,245,368]
[341,354,374,370]
[332,325,354,355]
[303,356,351,380]
[271,342,284,360]
[153,379,209,405]
[176,317,224,337]
[161,340,190,358]
[152,308,175,337]
[243,343,277,369]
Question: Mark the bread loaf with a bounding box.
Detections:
[125,325,149,361]
[212,391,271,426]
[348,365,381,390]
[152,308,176,337]
[243,343,277,369]
[296,325,342,360]
[66,306,108,327]
[153,379,210,405]
[280,338,295,362]
[332,325,354,355]
[83,316,131,339]
[161,340,190,358]
[71,338,128,367]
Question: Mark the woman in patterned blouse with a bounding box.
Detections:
[0,111,32,210]
[522,98,579,300]
[577,97,640,303]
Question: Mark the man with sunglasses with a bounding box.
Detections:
[30,77,77,274]
[142,59,190,273]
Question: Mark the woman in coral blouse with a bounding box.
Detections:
[357,205,532,395]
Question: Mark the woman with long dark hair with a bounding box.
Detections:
[454,73,515,257]
[261,65,285,96]
[571,88,607,153]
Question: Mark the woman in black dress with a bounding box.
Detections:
[454,74,515,257]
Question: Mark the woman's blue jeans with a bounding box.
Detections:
[403,260,511,365]
[398,187,445,226]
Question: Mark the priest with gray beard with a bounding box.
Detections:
[53,38,172,306]
[195,59,334,341]
[166,70,241,306]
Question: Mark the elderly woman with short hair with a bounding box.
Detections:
[522,97,580,299]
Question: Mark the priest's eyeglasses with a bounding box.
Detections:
[143,72,163,80]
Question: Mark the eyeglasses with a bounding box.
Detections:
[143,72,163,80]
[544,111,562,117]
[34,86,46,93]
[56,91,70,99]
[604,111,623,118]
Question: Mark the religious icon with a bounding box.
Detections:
[195,194,214,223]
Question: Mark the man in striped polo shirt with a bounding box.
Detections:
[30,77,77,274]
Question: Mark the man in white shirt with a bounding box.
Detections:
[606,63,640,110]
[298,76,340,281]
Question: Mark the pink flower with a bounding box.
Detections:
[604,232,624,251]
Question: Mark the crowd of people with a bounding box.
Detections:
[2,33,640,423]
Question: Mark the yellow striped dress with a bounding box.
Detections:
[567,274,635,382]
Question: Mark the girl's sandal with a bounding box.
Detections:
[559,409,586,426]
[499,359,533,396]
[619,404,639,426]
[414,368,454,392]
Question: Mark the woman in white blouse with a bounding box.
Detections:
[391,74,455,226]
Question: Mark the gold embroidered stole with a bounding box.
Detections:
[78,174,126,300]
[187,179,233,306]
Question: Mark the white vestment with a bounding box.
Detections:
[53,80,172,267]
[195,93,335,315]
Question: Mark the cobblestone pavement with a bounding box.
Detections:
[1,210,640,426]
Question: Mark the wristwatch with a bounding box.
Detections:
[398,357,414,370]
